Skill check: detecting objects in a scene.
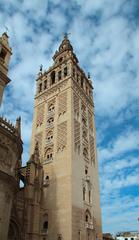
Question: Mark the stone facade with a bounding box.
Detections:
[30,35,102,240]
[0,33,102,240]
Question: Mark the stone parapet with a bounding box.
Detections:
[0,116,23,178]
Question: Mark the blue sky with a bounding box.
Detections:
[0,0,139,234]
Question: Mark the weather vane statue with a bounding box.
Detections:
[62,32,71,39]
[4,26,9,34]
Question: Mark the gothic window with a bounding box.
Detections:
[64,66,68,77]
[44,80,47,90]
[50,71,55,85]
[58,70,62,80]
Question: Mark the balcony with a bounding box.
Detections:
[47,109,55,117]
[85,222,94,230]
[85,175,90,182]
[43,179,49,187]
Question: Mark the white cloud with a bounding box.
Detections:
[0,0,139,234]
[98,128,139,161]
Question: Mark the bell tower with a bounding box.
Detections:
[30,35,102,240]
[0,32,12,105]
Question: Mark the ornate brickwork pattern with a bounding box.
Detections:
[36,104,44,127]
[89,135,95,164]
[74,119,80,145]
[48,98,55,110]
[74,93,79,114]
[57,121,67,150]
[35,132,42,153]
[88,111,93,130]
[58,92,67,115]
[81,102,87,118]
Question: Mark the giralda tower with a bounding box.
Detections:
[30,35,102,240]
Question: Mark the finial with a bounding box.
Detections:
[15,116,21,137]
[40,64,43,72]
[5,26,9,34]
[88,72,90,79]
[34,141,40,164]
[28,141,40,164]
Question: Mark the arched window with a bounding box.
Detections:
[42,214,48,233]
[47,117,54,125]
[50,71,55,85]
[43,221,48,230]
[48,104,55,112]
[45,148,53,161]
[58,70,62,80]
[64,66,68,77]
[39,83,42,93]
[44,80,47,90]
[85,210,91,223]
[46,130,53,142]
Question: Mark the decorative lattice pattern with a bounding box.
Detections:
[35,132,42,152]
[58,92,67,115]
[90,135,95,164]
[36,104,44,127]
[88,111,93,130]
[57,121,67,150]
[74,93,79,113]
[74,119,80,145]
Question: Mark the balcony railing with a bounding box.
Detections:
[85,222,94,230]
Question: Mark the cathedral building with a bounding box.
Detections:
[0,32,102,240]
